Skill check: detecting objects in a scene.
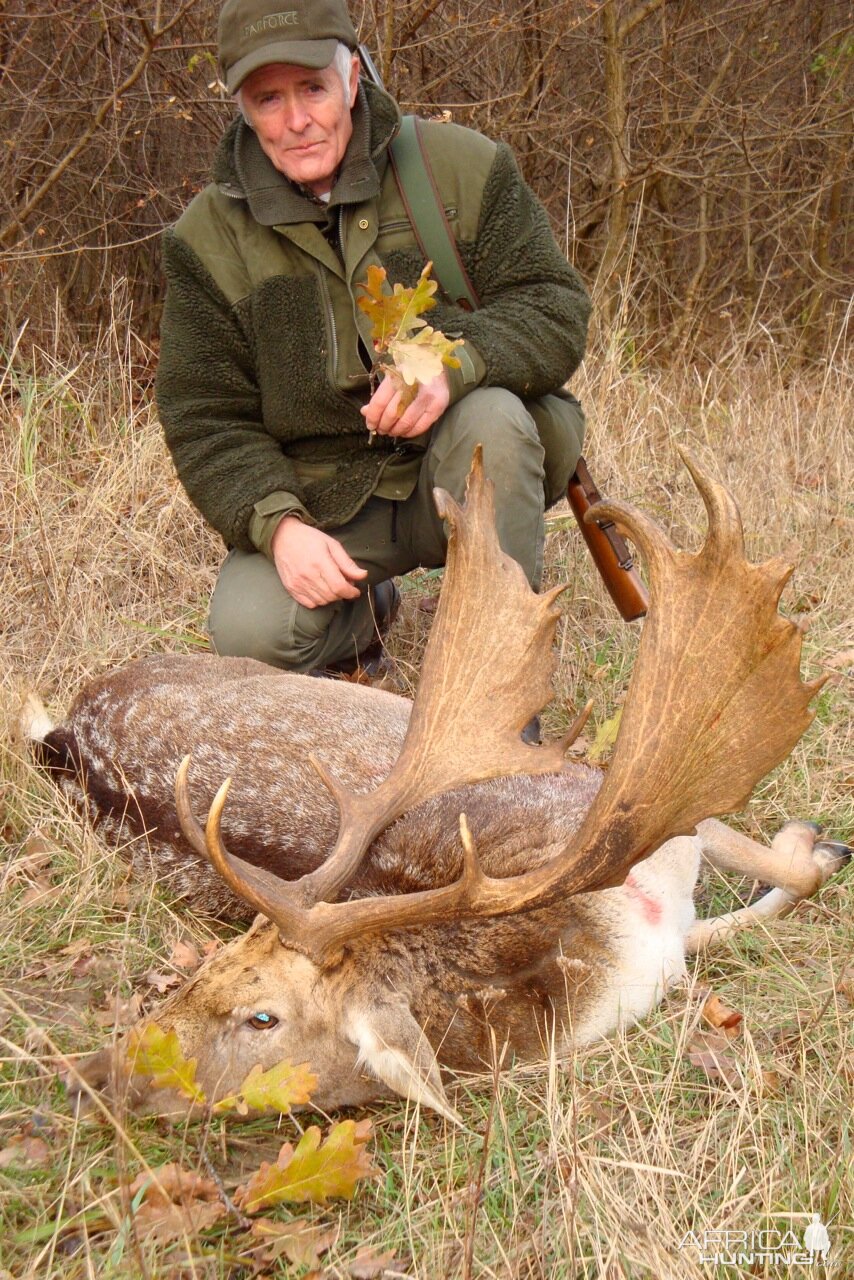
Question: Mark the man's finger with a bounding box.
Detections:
[327,541,368,582]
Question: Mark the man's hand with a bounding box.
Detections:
[271,517,367,608]
[361,370,450,439]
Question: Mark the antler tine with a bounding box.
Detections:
[176,758,333,953]
[274,446,570,916]
[175,754,210,859]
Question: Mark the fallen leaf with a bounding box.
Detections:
[129,1162,226,1244]
[0,1135,51,1168]
[588,709,622,761]
[126,1022,206,1104]
[348,1245,400,1277]
[19,832,59,871]
[169,940,202,971]
[95,989,143,1028]
[686,1030,743,1086]
[825,648,854,671]
[145,968,182,994]
[752,1066,784,1095]
[701,992,743,1035]
[213,1058,318,1116]
[237,1119,375,1212]
[21,877,63,906]
[249,1217,339,1268]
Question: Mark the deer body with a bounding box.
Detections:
[40,654,699,1074]
[30,454,848,1120]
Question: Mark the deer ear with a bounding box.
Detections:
[345,999,462,1126]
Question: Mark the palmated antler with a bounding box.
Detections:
[176,448,573,957]
[177,448,823,966]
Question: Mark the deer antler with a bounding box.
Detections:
[177,448,822,965]
[176,448,572,953]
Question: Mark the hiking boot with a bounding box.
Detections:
[521,716,542,745]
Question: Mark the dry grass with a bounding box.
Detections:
[0,322,852,1278]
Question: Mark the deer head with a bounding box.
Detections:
[70,448,820,1122]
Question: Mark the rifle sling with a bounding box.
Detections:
[387,115,480,311]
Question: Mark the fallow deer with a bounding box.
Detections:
[27,451,849,1122]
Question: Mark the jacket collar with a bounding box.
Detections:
[213,80,401,226]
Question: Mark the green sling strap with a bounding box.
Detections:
[387,115,480,312]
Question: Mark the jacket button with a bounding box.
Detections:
[358,218,369,230]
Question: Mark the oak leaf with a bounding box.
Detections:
[129,1162,226,1244]
[686,1030,742,1086]
[169,939,202,971]
[126,1022,206,1104]
[213,1058,318,1116]
[237,1119,375,1212]
[588,709,622,761]
[145,967,182,993]
[348,1245,401,1277]
[355,262,461,410]
[248,1217,339,1268]
[701,992,743,1035]
[388,327,462,388]
[0,1135,51,1168]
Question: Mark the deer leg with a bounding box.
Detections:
[684,819,850,954]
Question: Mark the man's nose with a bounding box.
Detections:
[282,97,311,132]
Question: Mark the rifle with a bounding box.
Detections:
[358,47,648,623]
[566,459,649,621]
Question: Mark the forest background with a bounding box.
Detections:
[2,0,851,364]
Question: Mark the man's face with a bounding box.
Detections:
[239,56,359,197]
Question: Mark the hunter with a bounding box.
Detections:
[156,0,590,679]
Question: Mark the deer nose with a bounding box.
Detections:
[64,1047,116,1111]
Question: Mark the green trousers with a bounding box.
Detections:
[208,387,585,672]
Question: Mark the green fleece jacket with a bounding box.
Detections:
[156,81,591,551]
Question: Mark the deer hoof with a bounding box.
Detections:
[813,840,852,881]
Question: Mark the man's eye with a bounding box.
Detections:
[246,1012,279,1030]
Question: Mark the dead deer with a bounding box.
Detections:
[26,451,849,1122]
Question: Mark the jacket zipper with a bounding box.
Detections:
[317,268,339,376]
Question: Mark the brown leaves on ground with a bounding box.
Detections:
[685,990,785,1094]
[128,1162,226,1244]
[169,937,220,972]
[0,1133,52,1168]
[236,1120,375,1213]
[686,1030,743,1087]
[246,1217,339,1270]
[347,1245,402,1277]
[701,992,743,1033]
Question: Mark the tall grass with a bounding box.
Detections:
[0,315,851,1278]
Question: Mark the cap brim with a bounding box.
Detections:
[226,38,340,93]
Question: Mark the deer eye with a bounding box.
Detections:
[246,1012,279,1030]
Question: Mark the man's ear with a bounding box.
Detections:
[348,52,360,107]
[345,998,462,1125]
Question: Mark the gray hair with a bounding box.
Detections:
[236,42,358,127]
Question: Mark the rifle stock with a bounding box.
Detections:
[566,458,649,622]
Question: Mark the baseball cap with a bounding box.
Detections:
[218,0,358,93]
